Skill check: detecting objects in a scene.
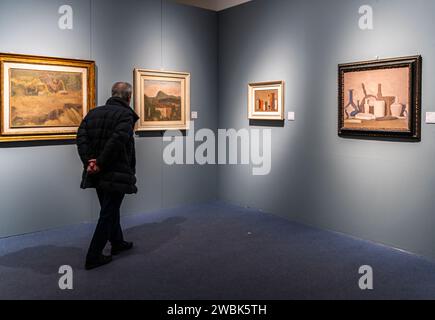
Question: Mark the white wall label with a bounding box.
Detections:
[191,111,198,120]
[58,5,73,30]
[288,112,295,121]
[426,112,435,124]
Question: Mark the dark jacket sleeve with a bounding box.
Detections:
[96,111,134,169]
[76,118,91,167]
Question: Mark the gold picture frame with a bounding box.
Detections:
[0,53,96,142]
[248,81,285,121]
[134,69,190,131]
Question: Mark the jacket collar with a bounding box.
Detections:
[106,97,131,109]
[106,97,139,122]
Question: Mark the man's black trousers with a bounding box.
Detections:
[87,188,125,259]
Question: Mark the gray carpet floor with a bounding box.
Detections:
[0,201,435,300]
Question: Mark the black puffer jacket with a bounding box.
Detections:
[76,97,139,194]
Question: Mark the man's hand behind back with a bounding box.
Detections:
[87,159,101,175]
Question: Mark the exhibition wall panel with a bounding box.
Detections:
[92,0,218,216]
[91,0,165,220]
[161,2,218,208]
[0,0,93,237]
[0,0,218,237]
[218,0,435,259]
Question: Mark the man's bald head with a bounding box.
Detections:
[111,82,132,104]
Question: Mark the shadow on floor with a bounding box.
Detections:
[122,216,186,256]
[0,245,84,275]
[0,217,186,275]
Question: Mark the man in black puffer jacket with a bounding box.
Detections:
[77,82,139,270]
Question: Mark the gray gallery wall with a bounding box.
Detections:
[0,0,218,237]
[2,0,435,261]
[218,0,435,259]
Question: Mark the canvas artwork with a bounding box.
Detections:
[0,53,95,142]
[338,56,422,141]
[134,69,190,131]
[10,69,83,127]
[248,81,284,120]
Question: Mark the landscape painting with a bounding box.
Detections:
[248,81,284,120]
[338,56,422,141]
[0,53,95,142]
[143,80,182,122]
[10,69,84,128]
[134,69,190,131]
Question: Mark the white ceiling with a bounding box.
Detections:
[175,0,252,12]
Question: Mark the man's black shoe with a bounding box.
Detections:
[111,241,133,256]
[85,254,112,270]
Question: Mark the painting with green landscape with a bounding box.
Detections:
[143,80,182,122]
[134,69,190,131]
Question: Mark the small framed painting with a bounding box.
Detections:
[134,69,190,131]
[338,56,422,141]
[0,53,95,142]
[248,81,284,121]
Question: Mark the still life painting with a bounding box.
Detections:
[0,53,95,142]
[338,56,422,141]
[134,69,190,131]
[248,81,284,120]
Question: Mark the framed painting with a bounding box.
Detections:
[248,81,284,120]
[0,53,95,142]
[338,56,422,141]
[134,69,190,131]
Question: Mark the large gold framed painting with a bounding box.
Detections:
[338,56,422,141]
[0,53,95,142]
[134,69,190,131]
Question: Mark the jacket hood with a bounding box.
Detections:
[106,97,139,122]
